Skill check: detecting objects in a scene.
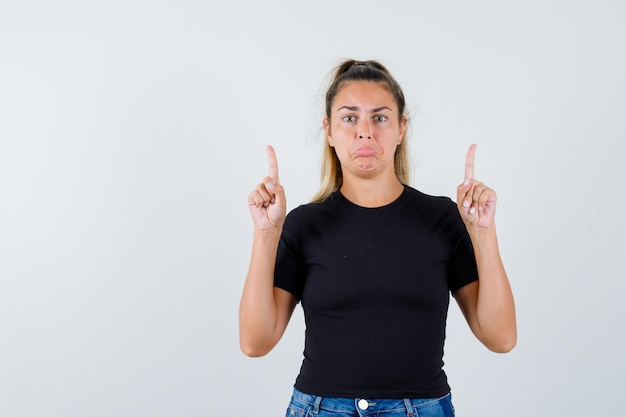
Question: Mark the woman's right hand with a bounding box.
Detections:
[248,145,286,231]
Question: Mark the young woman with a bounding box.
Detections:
[240,60,516,416]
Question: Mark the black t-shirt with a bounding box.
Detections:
[274,185,478,398]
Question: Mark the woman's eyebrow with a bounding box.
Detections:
[336,105,393,112]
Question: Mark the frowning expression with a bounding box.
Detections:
[323,81,407,178]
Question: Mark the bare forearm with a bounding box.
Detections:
[240,146,294,356]
[239,230,283,356]
[468,226,517,352]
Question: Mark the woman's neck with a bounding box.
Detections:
[340,175,404,208]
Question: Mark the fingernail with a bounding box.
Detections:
[469,207,476,215]
[265,182,275,190]
[463,200,470,208]
[270,198,275,204]
[464,178,470,186]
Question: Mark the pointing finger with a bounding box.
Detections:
[464,144,476,182]
[266,145,280,185]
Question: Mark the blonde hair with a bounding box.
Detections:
[311,60,411,203]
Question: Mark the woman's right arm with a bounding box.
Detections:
[239,146,298,357]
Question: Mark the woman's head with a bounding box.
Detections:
[312,60,411,202]
[325,60,406,122]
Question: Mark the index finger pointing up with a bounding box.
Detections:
[464,144,476,181]
[266,145,280,184]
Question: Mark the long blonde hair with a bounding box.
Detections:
[311,60,411,203]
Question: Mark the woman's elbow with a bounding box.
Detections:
[240,343,270,358]
[485,333,517,353]
[241,347,266,358]
[239,335,275,358]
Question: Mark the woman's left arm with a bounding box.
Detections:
[454,144,517,353]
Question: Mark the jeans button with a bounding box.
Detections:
[358,399,369,410]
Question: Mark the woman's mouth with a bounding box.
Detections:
[353,148,377,157]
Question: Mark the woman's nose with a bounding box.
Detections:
[357,120,373,139]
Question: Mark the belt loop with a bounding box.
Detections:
[403,398,415,417]
[312,395,322,414]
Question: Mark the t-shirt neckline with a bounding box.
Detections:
[334,184,411,213]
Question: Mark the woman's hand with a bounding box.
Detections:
[454,144,517,353]
[248,145,287,232]
[456,144,497,230]
[241,145,296,357]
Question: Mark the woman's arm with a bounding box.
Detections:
[454,145,517,353]
[239,146,297,357]
[454,228,516,353]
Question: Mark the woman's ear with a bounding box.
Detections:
[323,118,334,147]
[398,116,408,144]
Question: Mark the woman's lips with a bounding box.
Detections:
[353,148,377,157]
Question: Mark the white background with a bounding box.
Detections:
[1,1,625,416]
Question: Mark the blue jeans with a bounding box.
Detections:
[286,388,455,417]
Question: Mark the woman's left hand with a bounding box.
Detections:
[456,144,497,229]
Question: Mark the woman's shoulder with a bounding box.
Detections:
[401,186,466,235]
[291,192,343,212]
[402,185,456,208]
[285,193,340,221]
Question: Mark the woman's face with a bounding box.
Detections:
[323,81,406,179]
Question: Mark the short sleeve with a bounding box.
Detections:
[274,208,305,299]
[446,203,479,294]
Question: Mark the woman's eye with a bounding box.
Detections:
[342,115,356,122]
[373,115,387,122]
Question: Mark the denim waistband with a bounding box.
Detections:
[290,387,451,416]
